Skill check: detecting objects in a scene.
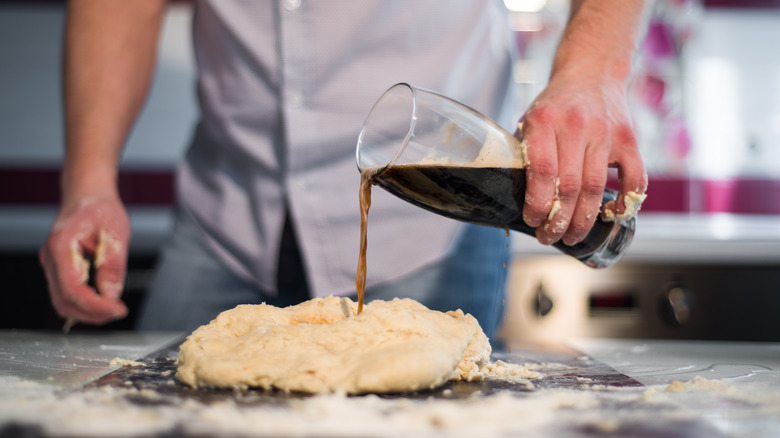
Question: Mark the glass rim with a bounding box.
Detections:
[355,82,418,176]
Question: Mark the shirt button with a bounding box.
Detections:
[291,177,308,190]
[287,90,304,107]
[284,0,301,11]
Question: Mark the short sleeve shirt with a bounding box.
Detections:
[179,0,518,297]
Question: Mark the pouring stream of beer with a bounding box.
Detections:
[355,169,374,314]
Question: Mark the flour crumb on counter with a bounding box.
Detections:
[109,357,145,368]
[666,380,687,393]
[666,376,734,394]
[658,375,780,414]
[527,362,572,370]
[480,360,542,387]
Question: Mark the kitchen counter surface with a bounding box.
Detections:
[511,213,780,263]
[0,330,180,388]
[569,338,780,437]
[1,330,778,437]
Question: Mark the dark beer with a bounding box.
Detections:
[356,164,634,313]
[370,164,628,263]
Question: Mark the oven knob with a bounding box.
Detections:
[534,283,554,318]
[659,284,693,326]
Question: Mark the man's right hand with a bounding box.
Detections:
[39,193,131,325]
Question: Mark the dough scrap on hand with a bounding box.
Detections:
[176,296,491,394]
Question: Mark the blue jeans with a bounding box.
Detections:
[136,213,509,339]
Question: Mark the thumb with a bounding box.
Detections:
[94,229,128,300]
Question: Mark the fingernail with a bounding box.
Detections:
[562,236,578,246]
[102,282,124,300]
[524,214,542,228]
[536,233,554,245]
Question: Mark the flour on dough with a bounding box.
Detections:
[176,297,491,394]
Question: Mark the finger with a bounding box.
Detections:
[44,231,128,324]
[94,229,128,301]
[604,126,648,220]
[534,111,589,244]
[39,246,69,318]
[519,108,558,229]
[40,231,90,315]
[54,282,128,325]
[563,143,609,245]
[40,246,98,323]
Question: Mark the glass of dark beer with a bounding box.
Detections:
[356,83,635,269]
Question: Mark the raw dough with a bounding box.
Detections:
[176,296,490,394]
[603,191,647,221]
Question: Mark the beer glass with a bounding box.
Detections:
[356,83,635,269]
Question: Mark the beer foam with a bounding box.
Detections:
[470,127,528,169]
[375,121,528,169]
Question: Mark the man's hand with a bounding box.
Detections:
[40,0,166,325]
[519,75,647,246]
[517,0,649,246]
[39,193,131,325]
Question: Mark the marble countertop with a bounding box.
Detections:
[1,330,778,437]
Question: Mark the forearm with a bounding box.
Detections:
[519,0,649,246]
[551,0,649,85]
[62,0,166,205]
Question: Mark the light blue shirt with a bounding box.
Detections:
[179,0,517,297]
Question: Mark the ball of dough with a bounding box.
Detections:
[176,296,490,394]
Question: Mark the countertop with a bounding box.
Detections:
[1,330,779,437]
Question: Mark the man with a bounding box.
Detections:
[40,0,648,339]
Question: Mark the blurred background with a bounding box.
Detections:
[1,0,779,341]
